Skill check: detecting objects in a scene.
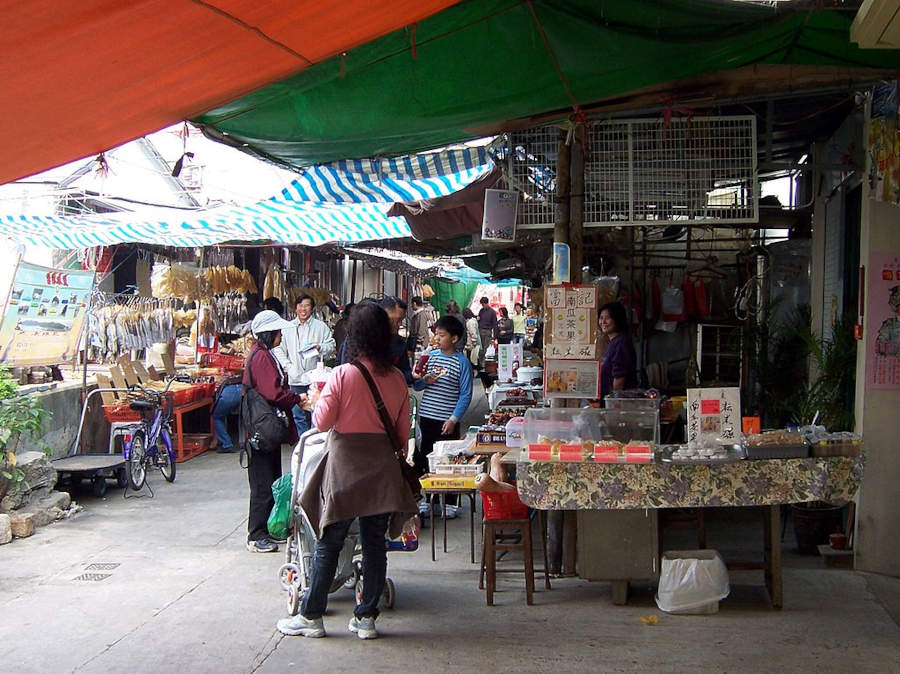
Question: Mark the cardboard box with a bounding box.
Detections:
[419,475,477,490]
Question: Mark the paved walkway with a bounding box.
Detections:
[2,382,898,673]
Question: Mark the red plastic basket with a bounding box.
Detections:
[200,353,245,371]
[481,489,529,521]
[102,403,140,423]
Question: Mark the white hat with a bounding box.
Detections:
[250,310,293,336]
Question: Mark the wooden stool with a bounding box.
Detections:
[479,512,551,605]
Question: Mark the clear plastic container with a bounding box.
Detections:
[505,417,525,448]
[523,407,659,461]
[604,395,661,411]
[428,453,484,474]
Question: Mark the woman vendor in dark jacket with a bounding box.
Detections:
[244,310,306,554]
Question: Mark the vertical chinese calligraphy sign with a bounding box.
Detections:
[686,387,741,446]
[867,252,900,389]
[543,284,600,398]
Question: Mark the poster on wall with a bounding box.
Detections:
[497,342,524,382]
[867,252,900,389]
[0,261,94,366]
[686,387,741,446]
[481,189,518,242]
[543,284,598,359]
[544,359,600,399]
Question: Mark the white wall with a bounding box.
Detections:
[854,197,900,577]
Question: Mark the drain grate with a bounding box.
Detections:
[84,562,120,571]
[73,573,112,582]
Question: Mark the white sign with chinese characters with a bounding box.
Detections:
[686,387,741,447]
[543,284,598,360]
[497,342,524,382]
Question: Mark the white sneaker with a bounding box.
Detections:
[277,614,325,638]
[348,615,377,640]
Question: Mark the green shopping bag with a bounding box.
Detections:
[267,473,292,540]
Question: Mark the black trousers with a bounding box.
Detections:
[414,416,461,477]
[247,446,282,541]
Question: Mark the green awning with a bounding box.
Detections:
[194,0,900,169]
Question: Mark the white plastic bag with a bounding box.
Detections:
[655,550,730,614]
[661,285,685,321]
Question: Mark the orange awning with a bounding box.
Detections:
[0,0,459,184]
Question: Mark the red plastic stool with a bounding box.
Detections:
[478,490,551,605]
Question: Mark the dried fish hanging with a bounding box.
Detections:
[201,265,257,295]
[88,295,175,361]
[211,292,248,333]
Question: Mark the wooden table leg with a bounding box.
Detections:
[764,504,783,609]
[174,410,184,456]
[611,580,629,605]
[469,491,476,564]
[429,492,436,562]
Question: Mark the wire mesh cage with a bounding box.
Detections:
[505,126,561,228]
[505,116,757,228]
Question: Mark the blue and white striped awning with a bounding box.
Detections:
[0,200,412,249]
[0,144,496,249]
[278,145,495,204]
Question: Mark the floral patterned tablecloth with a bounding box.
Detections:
[516,456,865,510]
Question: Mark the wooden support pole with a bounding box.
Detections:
[548,126,572,575]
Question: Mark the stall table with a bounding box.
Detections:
[516,456,865,608]
[171,397,215,461]
[421,486,478,563]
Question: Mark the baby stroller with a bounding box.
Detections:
[278,428,407,616]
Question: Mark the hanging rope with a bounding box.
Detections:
[524,0,588,147]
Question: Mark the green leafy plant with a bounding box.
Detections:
[0,368,50,490]
[786,313,857,431]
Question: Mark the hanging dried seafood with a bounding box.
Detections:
[151,263,201,301]
[90,299,175,361]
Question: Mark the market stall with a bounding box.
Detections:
[507,402,865,608]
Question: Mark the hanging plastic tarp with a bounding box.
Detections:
[195,0,900,169]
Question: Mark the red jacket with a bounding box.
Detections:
[243,345,302,444]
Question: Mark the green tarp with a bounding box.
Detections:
[194,0,900,169]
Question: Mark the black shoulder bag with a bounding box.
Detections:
[239,349,290,464]
[351,360,421,501]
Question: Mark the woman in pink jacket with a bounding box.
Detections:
[278,301,417,640]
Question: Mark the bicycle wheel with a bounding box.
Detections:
[126,432,147,490]
[157,429,176,482]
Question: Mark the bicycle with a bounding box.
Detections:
[122,379,179,490]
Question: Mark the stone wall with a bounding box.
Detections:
[16,382,109,460]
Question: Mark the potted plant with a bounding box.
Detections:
[0,367,50,504]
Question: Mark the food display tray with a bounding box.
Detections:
[743,443,808,460]
[657,444,745,464]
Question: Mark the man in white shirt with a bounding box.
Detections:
[273,294,335,434]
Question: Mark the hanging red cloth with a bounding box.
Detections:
[694,276,710,319]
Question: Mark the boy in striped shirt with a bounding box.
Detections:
[412,316,473,477]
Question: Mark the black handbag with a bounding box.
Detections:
[351,360,422,501]
[240,349,289,457]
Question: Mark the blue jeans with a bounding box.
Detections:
[211,383,242,450]
[290,384,310,434]
[513,334,525,345]
[302,513,390,620]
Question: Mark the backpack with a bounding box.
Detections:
[239,349,289,457]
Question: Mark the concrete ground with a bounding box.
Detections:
[2,382,899,673]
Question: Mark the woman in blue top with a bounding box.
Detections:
[599,301,637,401]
